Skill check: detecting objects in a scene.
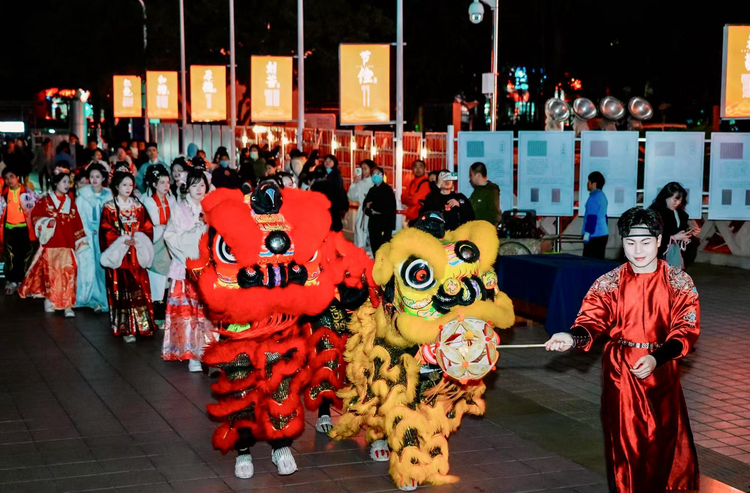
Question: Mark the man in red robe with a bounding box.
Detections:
[546,207,700,493]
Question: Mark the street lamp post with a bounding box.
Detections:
[229,0,237,168]
[395,0,404,212]
[297,0,304,151]
[179,0,187,155]
[471,0,500,131]
[136,0,149,141]
[490,0,499,131]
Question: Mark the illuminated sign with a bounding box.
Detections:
[251,56,293,122]
[190,65,227,122]
[721,25,750,119]
[339,44,390,125]
[113,76,143,118]
[146,71,179,120]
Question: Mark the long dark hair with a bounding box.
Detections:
[650,182,688,211]
[145,164,170,196]
[110,171,139,233]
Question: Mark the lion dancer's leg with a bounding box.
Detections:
[303,300,351,435]
[204,328,310,479]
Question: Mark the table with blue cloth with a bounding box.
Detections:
[494,254,619,335]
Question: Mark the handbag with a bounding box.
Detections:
[665,238,686,269]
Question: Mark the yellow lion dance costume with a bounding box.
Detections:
[330,214,514,491]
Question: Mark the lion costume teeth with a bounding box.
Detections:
[330,219,514,489]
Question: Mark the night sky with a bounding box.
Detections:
[3,0,750,128]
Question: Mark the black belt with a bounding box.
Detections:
[617,339,662,350]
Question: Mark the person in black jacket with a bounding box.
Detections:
[648,182,701,268]
[363,167,396,255]
[211,150,243,190]
[421,170,474,231]
[310,168,349,232]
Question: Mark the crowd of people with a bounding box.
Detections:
[0,133,702,342]
[0,132,709,492]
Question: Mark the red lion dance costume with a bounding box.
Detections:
[186,181,372,479]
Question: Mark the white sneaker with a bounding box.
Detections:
[271,447,297,476]
[234,454,254,479]
[315,415,333,434]
[188,359,203,373]
[44,299,55,313]
[123,335,136,343]
[64,309,75,318]
[4,282,16,295]
[370,439,390,462]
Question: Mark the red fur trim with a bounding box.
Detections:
[258,409,306,441]
[212,423,239,454]
[281,188,332,263]
[206,391,261,419]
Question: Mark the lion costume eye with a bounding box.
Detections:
[215,235,236,264]
[454,241,479,263]
[401,257,435,291]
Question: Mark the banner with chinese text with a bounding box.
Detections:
[721,25,750,119]
[113,76,142,118]
[190,65,227,122]
[251,56,293,122]
[339,44,390,125]
[146,71,179,120]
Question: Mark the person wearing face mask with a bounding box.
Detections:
[421,170,474,231]
[75,163,113,313]
[310,167,348,232]
[321,154,345,189]
[362,167,396,255]
[18,167,87,318]
[243,144,266,183]
[347,159,375,252]
[129,139,144,168]
[211,151,243,190]
[546,207,700,493]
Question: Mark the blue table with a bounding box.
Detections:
[494,254,618,335]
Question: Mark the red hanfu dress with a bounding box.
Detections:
[100,198,156,337]
[572,260,700,493]
[18,191,85,309]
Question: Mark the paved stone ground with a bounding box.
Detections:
[0,262,746,492]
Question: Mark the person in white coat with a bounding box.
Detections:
[347,159,375,255]
[141,165,177,325]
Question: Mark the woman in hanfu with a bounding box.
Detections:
[162,169,216,372]
[141,164,176,325]
[19,167,87,317]
[100,171,155,343]
[75,163,112,312]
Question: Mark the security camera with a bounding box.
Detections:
[468,0,484,24]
